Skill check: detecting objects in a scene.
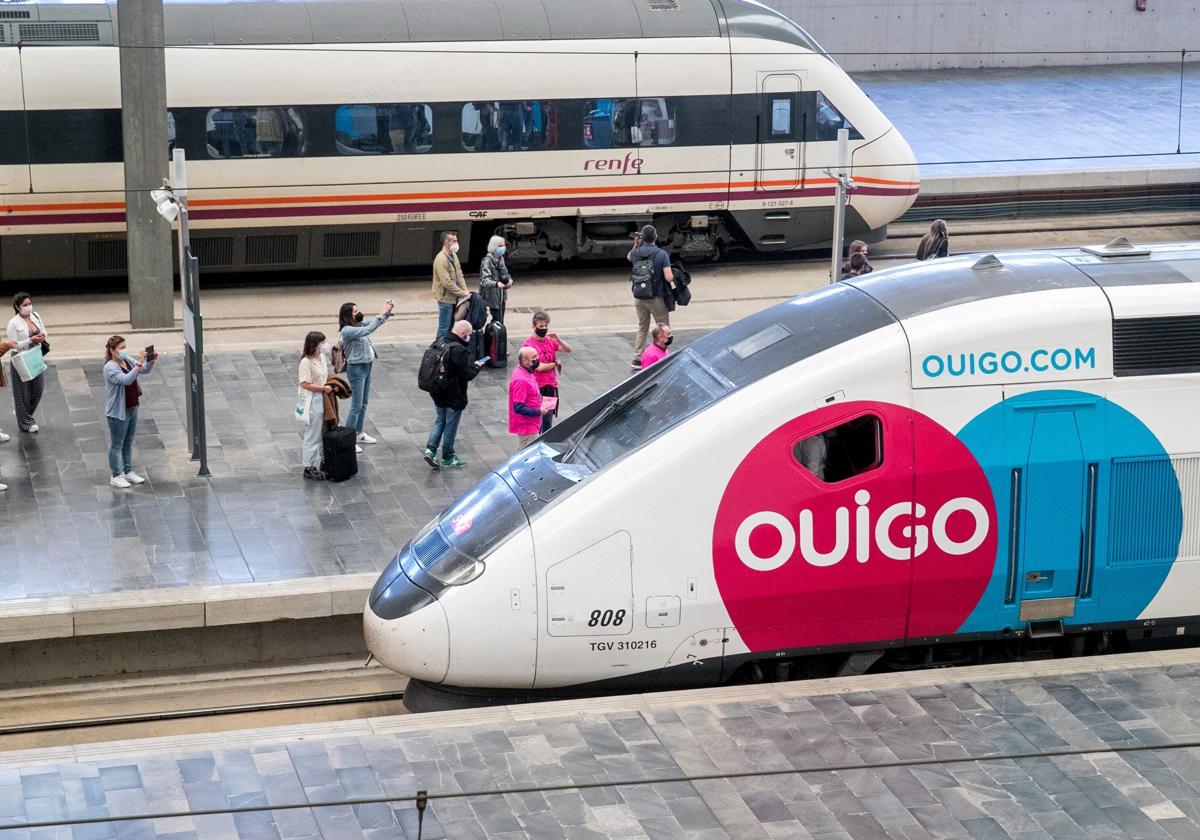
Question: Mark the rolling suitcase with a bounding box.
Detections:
[321,426,358,482]
[484,319,508,369]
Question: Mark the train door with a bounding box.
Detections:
[756,73,803,192]
[1005,395,1100,625]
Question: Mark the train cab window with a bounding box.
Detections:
[794,415,882,483]
[584,98,677,148]
[461,101,557,152]
[770,96,793,138]
[206,107,305,159]
[335,104,433,155]
[811,92,853,142]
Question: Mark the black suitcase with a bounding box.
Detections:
[484,320,508,369]
[321,426,358,482]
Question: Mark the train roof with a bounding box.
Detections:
[1,0,823,49]
[845,240,1200,321]
[680,240,1200,389]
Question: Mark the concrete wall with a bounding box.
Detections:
[763,0,1200,72]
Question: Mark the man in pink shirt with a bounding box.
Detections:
[521,310,572,433]
[640,323,672,368]
[509,347,548,449]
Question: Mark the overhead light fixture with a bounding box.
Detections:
[155,198,179,223]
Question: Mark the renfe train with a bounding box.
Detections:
[366,239,1200,711]
[0,0,918,282]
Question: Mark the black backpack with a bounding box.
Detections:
[417,338,453,395]
[631,249,658,300]
[454,291,488,331]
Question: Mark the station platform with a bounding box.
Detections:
[0,263,822,658]
[2,649,1200,837]
[857,62,1200,214]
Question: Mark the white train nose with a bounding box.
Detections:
[364,600,451,684]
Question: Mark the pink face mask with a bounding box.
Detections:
[19,304,32,317]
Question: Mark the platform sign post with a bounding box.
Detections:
[827,128,854,284]
[165,150,209,477]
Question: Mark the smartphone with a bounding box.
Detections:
[476,355,491,366]
[145,344,157,360]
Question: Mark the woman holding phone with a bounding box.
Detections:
[103,335,155,489]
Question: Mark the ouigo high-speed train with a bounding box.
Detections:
[367,238,1200,711]
[0,0,917,282]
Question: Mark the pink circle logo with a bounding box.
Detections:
[712,402,997,652]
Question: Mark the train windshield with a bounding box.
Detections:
[559,349,731,470]
[407,473,528,586]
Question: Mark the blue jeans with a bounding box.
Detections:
[107,407,138,477]
[436,302,455,339]
[426,406,462,459]
[345,362,372,434]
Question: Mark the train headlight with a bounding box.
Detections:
[369,473,529,618]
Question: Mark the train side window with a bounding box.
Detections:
[167,110,176,156]
[336,104,433,155]
[793,415,882,483]
[584,98,677,149]
[811,92,853,142]
[206,107,305,159]
[769,96,793,138]
[461,101,557,152]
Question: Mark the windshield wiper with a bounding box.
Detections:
[561,383,658,465]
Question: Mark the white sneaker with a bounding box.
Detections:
[0,431,8,443]
[357,433,377,445]
[0,483,7,492]
[110,475,132,489]
[355,445,364,454]
[124,471,146,485]
[27,424,38,433]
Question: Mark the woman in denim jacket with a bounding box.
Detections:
[103,335,156,489]
[338,299,395,450]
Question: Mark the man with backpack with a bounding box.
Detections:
[627,224,674,369]
[420,320,483,469]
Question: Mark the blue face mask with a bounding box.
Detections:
[118,349,130,361]
[496,247,506,256]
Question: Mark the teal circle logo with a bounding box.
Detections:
[956,390,1182,632]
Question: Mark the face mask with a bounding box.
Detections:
[117,349,129,360]
[319,343,329,355]
[450,243,460,255]
[354,312,364,324]
[496,246,506,256]
[19,305,32,317]
[665,336,674,347]
[524,359,538,372]
[534,327,548,338]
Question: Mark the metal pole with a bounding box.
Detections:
[172,150,208,477]
[829,128,849,284]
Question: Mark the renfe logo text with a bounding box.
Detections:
[583,151,644,174]
[734,490,990,572]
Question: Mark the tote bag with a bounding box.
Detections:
[294,387,313,425]
[11,347,46,382]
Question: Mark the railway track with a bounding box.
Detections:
[0,658,409,751]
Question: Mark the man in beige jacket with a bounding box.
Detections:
[432,232,469,339]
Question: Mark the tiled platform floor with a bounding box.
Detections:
[858,62,1200,176]
[0,330,655,601]
[2,651,1200,838]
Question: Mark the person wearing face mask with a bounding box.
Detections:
[479,235,513,327]
[432,231,469,339]
[640,323,672,369]
[521,310,571,433]
[338,299,395,452]
[298,331,334,481]
[509,346,551,450]
[103,335,155,489]
[6,292,49,434]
